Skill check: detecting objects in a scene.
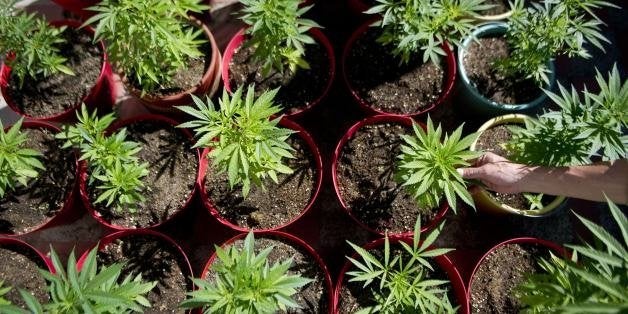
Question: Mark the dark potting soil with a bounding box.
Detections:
[463,37,541,104]
[89,122,196,228]
[228,41,330,114]
[206,237,328,313]
[337,123,438,234]
[483,0,509,15]
[204,136,316,229]
[346,29,445,115]
[6,27,101,117]
[0,245,49,307]
[470,243,548,314]
[0,128,75,234]
[96,234,190,314]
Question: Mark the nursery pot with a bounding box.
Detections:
[331,115,449,237]
[221,28,335,118]
[0,20,114,123]
[51,0,99,18]
[0,237,54,273]
[198,118,323,232]
[0,121,79,236]
[342,19,456,117]
[469,114,567,216]
[78,114,200,230]
[334,236,469,314]
[456,22,556,117]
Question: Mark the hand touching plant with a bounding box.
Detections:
[0,118,45,198]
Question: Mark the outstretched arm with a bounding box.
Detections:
[458,152,628,205]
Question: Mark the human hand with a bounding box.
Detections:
[457,152,533,194]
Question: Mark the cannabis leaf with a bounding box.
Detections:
[0,118,45,198]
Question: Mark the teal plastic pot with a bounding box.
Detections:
[456,22,556,117]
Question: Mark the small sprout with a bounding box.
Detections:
[522,193,544,211]
[0,118,45,198]
[0,281,12,305]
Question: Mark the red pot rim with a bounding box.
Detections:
[0,20,112,122]
[198,117,323,232]
[333,237,469,314]
[0,237,55,274]
[221,27,336,118]
[347,0,371,15]
[341,18,456,117]
[200,230,334,312]
[50,0,99,18]
[78,114,200,230]
[331,115,449,237]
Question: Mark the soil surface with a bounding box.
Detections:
[0,245,49,307]
[483,0,509,15]
[337,123,440,234]
[89,121,196,228]
[96,234,190,314]
[205,136,316,229]
[206,236,328,313]
[229,40,330,114]
[470,243,548,314]
[463,37,542,104]
[0,128,75,234]
[6,27,101,117]
[346,28,445,114]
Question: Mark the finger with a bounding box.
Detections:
[457,167,485,179]
[481,152,509,163]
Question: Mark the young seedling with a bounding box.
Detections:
[177,85,296,198]
[396,117,479,213]
[346,217,457,313]
[180,231,313,312]
[238,0,321,77]
[84,0,209,93]
[366,0,491,65]
[0,0,74,87]
[0,118,45,198]
[0,281,12,305]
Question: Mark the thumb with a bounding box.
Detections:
[457,167,485,179]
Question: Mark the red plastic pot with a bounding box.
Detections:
[200,230,333,313]
[342,19,456,117]
[0,237,55,274]
[198,118,323,232]
[347,0,370,16]
[221,28,336,118]
[334,236,469,314]
[78,114,200,230]
[331,115,449,237]
[0,20,114,123]
[50,0,99,19]
[0,121,79,237]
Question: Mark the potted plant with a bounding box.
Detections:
[177,86,323,231]
[83,0,221,112]
[347,0,508,22]
[182,231,333,313]
[342,0,490,116]
[334,217,468,313]
[0,0,114,122]
[0,119,78,236]
[456,0,616,116]
[332,115,478,236]
[222,0,335,117]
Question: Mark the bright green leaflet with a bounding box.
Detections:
[0,118,45,198]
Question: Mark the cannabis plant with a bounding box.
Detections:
[56,105,148,213]
[84,0,208,93]
[0,281,13,306]
[516,198,628,313]
[239,0,321,76]
[346,218,457,313]
[366,0,491,64]
[180,232,313,313]
[177,86,296,197]
[0,118,45,198]
[396,117,479,213]
[0,0,74,87]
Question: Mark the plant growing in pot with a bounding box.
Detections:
[0,0,114,122]
[223,0,335,117]
[83,0,221,112]
[177,86,322,231]
[342,0,490,116]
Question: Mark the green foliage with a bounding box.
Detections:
[84,0,208,93]
[0,118,45,198]
[346,218,457,313]
[0,281,25,314]
[239,0,320,77]
[516,198,628,313]
[366,0,491,65]
[180,231,313,313]
[0,0,74,87]
[495,0,616,85]
[0,281,12,305]
[396,117,479,213]
[56,105,148,213]
[177,86,296,198]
